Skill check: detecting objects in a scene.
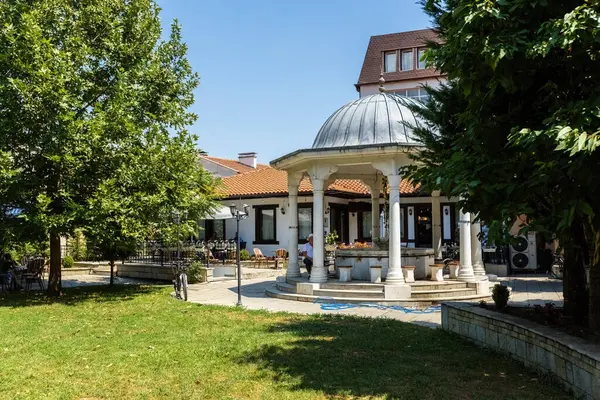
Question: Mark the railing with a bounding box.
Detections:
[126,240,239,266]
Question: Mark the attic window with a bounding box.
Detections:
[384,51,397,73]
[401,49,414,71]
[417,48,427,69]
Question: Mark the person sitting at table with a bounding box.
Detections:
[0,253,21,291]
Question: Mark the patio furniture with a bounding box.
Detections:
[402,265,416,283]
[338,265,352,282]
[274,248,287,269]
[253,248,266,267]
[369,265,382,283]
[430,264,444,282]
[22,258,45,291]
[0,273,8,292]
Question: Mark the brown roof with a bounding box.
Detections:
[201,156,269,174]
[220,167,421,198]
[357,29,443,87]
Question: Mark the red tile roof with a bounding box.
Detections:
[201,156,269,174]
[357,29,443,87]
[219,166,421,198]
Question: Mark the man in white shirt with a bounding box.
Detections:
[301,234,313,278]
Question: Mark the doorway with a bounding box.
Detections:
[329,203,349,244]
[415,205,433,248]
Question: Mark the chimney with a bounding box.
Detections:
[238,152,257,168]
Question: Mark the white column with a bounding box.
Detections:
[386,174,405,285]
[370,187,380,241]
[458,208,475,281]
[431,191,442,260]
[471,215,486,276]
[310,178,327,283]
[286,183,300,278]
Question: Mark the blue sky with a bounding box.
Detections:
[156,1,431,163]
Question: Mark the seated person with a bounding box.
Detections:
[301,234,313,278]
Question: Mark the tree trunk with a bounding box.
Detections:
[47,232,62,296]
[563,222,588,324]
[109,259,115,286]
[588,229,600,333]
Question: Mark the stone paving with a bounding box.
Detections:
[20,272,564,329]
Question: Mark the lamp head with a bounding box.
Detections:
[229,204,237,217]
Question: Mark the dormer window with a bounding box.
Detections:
[417,48,427,69]
[384,51,397,73]
[401,50,413,71]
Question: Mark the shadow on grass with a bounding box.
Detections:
[238,315,569,400]
[0,284,166,308]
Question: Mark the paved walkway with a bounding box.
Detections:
[499,275,564,307]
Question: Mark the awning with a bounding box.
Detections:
[204,205,235,220]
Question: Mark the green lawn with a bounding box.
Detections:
[0,285,569,400]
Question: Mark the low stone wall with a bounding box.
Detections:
[118,263,172,281]
[442,302,600,399]
[61,267,93,276]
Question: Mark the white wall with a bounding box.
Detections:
[359,77,445,97]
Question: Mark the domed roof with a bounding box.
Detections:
[312,92,423,149]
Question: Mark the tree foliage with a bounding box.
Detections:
[0,0,218,294]
[408,0,600,328]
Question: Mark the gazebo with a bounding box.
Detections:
[270,81,487,302]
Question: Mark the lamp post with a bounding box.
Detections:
[171,210,188,264]
[229,204,249,306]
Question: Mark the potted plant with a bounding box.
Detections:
[325,231,339,252]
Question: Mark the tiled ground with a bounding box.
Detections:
[498,274,564,307]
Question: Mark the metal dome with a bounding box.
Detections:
[311,92,422,149]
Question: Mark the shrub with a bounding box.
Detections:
[492,284,510,310]
[187,261,203,284]
[240,249,250,261]
[62,255,74,269]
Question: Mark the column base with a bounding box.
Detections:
[286,263,301,279]
[472,262,486,276]
[384,284,411,300]
[309,266,328,283]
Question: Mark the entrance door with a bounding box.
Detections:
[415,205,433,248]
[329,204,349,244]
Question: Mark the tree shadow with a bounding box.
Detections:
[0,284,166,308]
[238,315,570,399]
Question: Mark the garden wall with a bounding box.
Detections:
[118,263,172,281]
[442,302,600,399]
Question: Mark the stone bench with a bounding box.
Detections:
[402,265,416,283]
[430,264,444,282]
[370,265,382,283]
[338,265,352,282]
[448,261,460,279]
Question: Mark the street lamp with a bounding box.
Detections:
[171,210,188,263]
[230,204,249,306]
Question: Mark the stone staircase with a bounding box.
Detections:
[266,277,491,306]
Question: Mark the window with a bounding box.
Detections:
[254,205,278,244]
[417,48,427,69]
[198,219,225,241]
[358,211,372,241]
[401,49,413,71]
[395,88,430,103]
[298,204,312,241]
[400,208,405,240]
[384,51,397,73]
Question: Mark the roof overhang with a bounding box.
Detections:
[270,142,424,173]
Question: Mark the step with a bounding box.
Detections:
[320,282,385,291]
[410,282,468,291]
[265,287,491,307]
[409,288,477,299]
[276,282,297,293]
[313,288,385,299]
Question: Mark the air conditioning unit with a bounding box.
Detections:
[509,233,537,270]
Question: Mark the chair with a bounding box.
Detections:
[22,258,45,291]
[274,248,287,269]
[253,248,266,268]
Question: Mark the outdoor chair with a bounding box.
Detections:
[274,248,287,269]
[22,258,45,291]
[253,248,266,267]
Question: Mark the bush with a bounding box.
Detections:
[62,255,74,269]
[492,284,510,310]
[240,249,250,261]
[187,261,203,284]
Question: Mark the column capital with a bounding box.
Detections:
[312,178,326,192]
[431,190,441,197]
[287,172,303,193]
[372,159,401,177]
[307,164,338,182]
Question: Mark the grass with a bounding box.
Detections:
[0,285,570,400]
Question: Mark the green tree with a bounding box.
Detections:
[409,0,600,328]
[0,0,217,295]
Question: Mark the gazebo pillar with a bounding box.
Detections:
[308,165,338,284]
[431,190,442,260]
[386,174,406,285]
[286,173,303,279]
[458,208,476,281]
[365,179,381,241]
[471,215,486,276]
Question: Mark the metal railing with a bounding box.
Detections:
[126,240,239,266]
